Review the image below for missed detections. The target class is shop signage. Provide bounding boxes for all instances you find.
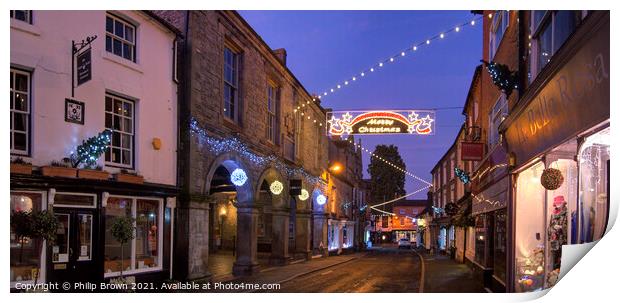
[327,110,435,136]
[503,15,609,167]
[76,47,92,86]
[65,98,85,124]
[461,142,484,161]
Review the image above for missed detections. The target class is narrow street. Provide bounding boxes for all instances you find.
[277,245,421,292]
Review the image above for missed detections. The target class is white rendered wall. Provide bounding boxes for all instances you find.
[10,11,177,186]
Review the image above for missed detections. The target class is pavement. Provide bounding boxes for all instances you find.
[417,249,486,293]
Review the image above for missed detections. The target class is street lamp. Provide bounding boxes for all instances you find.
[329,162,344,174]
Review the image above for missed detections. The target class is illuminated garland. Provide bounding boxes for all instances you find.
[481,60,519,97]
[454,167,471,184]
[189,118,322,186]
[70,129,112,168]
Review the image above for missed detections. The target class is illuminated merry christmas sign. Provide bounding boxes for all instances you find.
[327,110,435,136]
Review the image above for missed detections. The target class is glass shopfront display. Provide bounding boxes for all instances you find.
[515,161,546,292]
[493,209,507,284]
[10,192,44,284]
[578,127,610,243]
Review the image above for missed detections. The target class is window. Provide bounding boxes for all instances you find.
[10,191,44,284]
[10,68,30,155]
[106,14,136,62]
[105,94,134,168]
[489,11,509,60]
[104,196,163,277]
[10,10,32,24]
[488,95,508,147]
[224,47,239,122]
[382,216,388,228]
[531,11,581,74]
[266,84,278,143]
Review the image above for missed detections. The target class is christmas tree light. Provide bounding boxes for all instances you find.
[71,129,112,168]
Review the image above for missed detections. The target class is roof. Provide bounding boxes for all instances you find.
[462,65,483,115]
[143,11,183,36]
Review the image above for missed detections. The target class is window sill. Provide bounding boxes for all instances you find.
[102,52,143,74]
[10,19,41,36]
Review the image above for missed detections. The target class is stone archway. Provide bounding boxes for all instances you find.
[255,167,290,265]
[203,152,259,276]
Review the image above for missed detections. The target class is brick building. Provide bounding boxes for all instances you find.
[154,11,330,280]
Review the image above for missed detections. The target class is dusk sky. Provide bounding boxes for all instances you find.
[239,11,482,198]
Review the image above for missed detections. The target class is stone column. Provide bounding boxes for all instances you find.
[295,210,312,260]
[312,212,328,256]
[186,201,211,280]
[233,205,260,275]
[337,221,345,254]
[269,208,290,265]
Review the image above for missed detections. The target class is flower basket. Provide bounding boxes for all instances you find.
[114,173,144,184]
[10,163,33,175]
[541,168,564,190]
[41,166,77,178]
[78,169,111,180]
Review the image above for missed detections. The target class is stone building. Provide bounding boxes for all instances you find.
[325,137,366,253]
[153,11,330,280]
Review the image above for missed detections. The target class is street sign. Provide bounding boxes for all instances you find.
[76,48,92,86]
[327,110,435,136]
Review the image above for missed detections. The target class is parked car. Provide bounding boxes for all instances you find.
[398,238,412,249]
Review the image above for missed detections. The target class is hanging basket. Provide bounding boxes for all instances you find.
[541,168,564,190]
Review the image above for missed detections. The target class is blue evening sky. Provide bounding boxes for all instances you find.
[239,11,482,199]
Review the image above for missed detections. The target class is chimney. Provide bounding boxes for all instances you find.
[273,48,287,66]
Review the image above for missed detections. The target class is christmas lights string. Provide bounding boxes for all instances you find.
[189,118,324,188]
[369,184,432,209]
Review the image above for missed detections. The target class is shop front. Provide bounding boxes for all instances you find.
[502,12,609,293]
[10,175,177,290]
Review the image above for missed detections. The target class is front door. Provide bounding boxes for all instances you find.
[50,208,98,285]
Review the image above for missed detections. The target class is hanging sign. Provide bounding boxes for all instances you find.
[327,110,435,136]
[461,142,484,161]
[76,47,92,86]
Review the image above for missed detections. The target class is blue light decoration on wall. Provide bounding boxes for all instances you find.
[432,206,444,215]
[189,118,322,187]
[454,167,471,184]
[230,168,248,186]
[316,194,327,206]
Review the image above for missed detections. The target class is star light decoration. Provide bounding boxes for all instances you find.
[190,118,322,186]
[270,180,284,195]
[230,168,248,186]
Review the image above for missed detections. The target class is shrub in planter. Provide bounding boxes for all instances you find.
[10,157,33,175]
[78,165,110,180]
[41,160,77,178]
[114,170,144,184]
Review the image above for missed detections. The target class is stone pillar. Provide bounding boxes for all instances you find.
[295,210,312,260]
[337,221,345,254]
[269,208,290,265]
[233,206,260,275]
[186,201,211,280]
[312,212,328,256]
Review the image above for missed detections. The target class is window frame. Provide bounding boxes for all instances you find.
[223,46,240,123]
[104,195,164,278]
[266,83,278,143]
[105,13,137,63]
[10,10,32,24]
[488,94,508,147]
[10,67,32,156]
[53,192,98,209]
[489,11,509,60]
[105,93,136,169]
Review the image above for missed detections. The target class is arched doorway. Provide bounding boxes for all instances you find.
[255,167,290,265]
[203,153,257,276]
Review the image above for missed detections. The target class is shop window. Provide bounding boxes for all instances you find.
[545,158,577,288]
[494,209,507,284]
[489,11,509,60]
[578,127,610,243]
[10,68,31,155]
[515,161,546,292]
[474,215,486,266]
[104,196,162,277]
[106,13,136,62]
[10,191,44,284]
